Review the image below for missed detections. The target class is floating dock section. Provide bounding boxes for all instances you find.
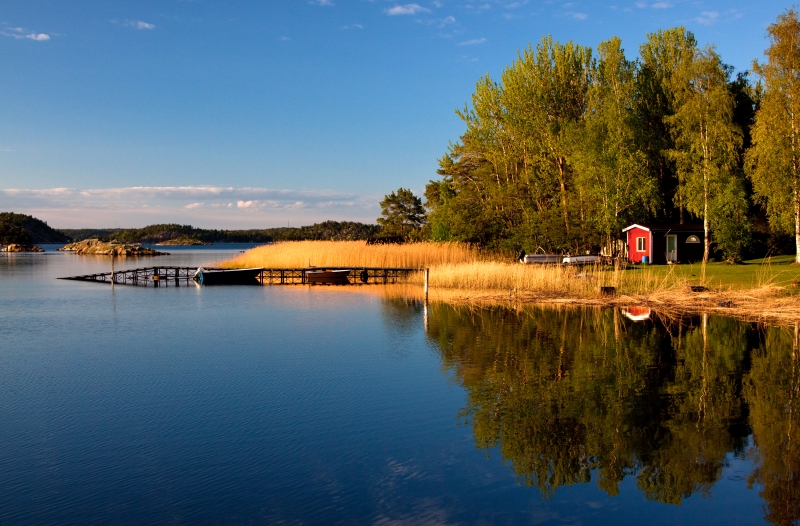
[58,266,419,287]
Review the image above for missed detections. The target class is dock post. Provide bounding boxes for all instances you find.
[424,268,429,303]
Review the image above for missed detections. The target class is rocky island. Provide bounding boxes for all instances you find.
[1,244,45,252]
[58,239,168,256]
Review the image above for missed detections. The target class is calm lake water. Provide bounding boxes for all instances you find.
[1,246,797,524]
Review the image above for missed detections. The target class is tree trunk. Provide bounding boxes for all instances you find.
[796,189,800,264]
[703,192,710,264]
[557,158,570,234]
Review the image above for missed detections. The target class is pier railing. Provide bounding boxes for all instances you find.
[58,266,420,287]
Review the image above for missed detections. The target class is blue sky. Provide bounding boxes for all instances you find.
[0,0,791,228]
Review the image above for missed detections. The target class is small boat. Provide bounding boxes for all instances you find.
[306,269,351,285]
[522,254,562,264]
[193,267,263,285]
[562,255,601,265]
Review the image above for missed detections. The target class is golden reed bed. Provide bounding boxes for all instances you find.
[222,240,484,269]
[222,241,800,325]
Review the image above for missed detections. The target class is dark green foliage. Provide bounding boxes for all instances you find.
[0,223,32,245]
[59,221,381,244]
[377,188,426,239]
[0,213,70,244]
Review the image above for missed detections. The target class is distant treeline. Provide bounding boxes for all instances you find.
[58,221,382,244]
[0,213,70,245]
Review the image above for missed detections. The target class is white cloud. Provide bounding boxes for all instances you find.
[1,25,50,41]
[440,15,456,26]
[432,0,443,6]
[635,1,646,7]
[0,186,380,227]
[568,11,588,19]
[125,20,156,30]
[342,23,364,29]
[651,2,672,8]
[459,37,486,45]
[695,11,720,25]
[386,4,431,15]
[310,0,334,5]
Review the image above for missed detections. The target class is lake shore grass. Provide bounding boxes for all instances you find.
[222,241,800,324]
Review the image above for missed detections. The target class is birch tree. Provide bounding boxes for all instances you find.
[746,9,800,263]
[666,46,742,263]
[569,37,658,256]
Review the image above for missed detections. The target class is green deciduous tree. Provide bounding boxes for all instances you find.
[747,8,800,264]
[638,27,698,223]
[569,37,659,256]
[666,46,742,263]
[377,188,426,238]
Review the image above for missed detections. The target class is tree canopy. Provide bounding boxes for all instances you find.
[377,188,426,238]
[412,17,800,261]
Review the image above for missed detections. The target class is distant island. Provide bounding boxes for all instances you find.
[155,237,211,246]
[57,220,382,245]
[0,214,385,249]
[0,213,70,245]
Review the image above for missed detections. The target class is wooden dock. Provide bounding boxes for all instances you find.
[58,266,420,287]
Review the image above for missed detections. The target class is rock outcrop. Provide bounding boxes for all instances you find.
[1,244,44,252]
[58,239,168,256]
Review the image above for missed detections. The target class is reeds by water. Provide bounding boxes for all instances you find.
[222,241,800,323]
[222,240,485,269]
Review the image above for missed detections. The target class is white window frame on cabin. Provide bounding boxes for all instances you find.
[636,237,646,252]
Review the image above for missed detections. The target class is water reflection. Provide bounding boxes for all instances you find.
[417,303,800,524]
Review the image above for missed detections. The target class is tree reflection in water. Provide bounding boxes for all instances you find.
[410,302,800,525]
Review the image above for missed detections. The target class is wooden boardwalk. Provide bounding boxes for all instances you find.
[58,266,420,287]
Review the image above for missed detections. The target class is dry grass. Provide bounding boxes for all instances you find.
[222,241,800,324]
[222,240,485,269]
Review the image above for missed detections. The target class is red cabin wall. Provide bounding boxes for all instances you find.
[627,228,650,263]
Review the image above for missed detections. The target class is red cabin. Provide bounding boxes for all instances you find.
[622,224,705,264]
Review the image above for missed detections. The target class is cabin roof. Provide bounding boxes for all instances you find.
[622,223,704,233]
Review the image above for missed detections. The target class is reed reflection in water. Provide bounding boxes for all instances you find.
[407,301,800,525]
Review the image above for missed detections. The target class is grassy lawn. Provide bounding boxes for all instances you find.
[626,255,800,290]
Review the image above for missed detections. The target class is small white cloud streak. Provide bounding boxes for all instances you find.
[651,2,671,8]
[126,20,155,30]
[387,4,431,15]
[695,11,720,25]
[310,0,334,5]
[459,37,486,45]
[1,26,50,41]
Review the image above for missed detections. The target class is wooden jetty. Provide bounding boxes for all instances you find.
[58,266,420,287]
